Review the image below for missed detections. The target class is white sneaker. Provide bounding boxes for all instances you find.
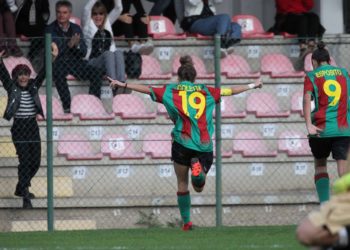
[139,42,154,55]
[220,48,227,58]
[131,42,142,53]
[226,46,235,55]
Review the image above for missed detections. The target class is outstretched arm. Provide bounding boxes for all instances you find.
[108,77,151,94]
[221,78,262,96]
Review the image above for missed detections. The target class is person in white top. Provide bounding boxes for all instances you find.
[83,0,126,94]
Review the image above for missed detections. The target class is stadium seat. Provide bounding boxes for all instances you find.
[304,53,337,72]
[290,91,303,116]
[233,131,277,157]
[69,16,81,27]
[172,55,215,79]
[3,56,37,79]
[142,133,172,158]
[148,16,186,40]
[38,95,73,121]
[213,138,233,158]
[221,54,260,78]
[113,94,157,119]
[246,92,290,118]
[0,96,7,117]
[71,94,114,120]
[139,55,172,80]
[0,137,16,158]
[232,15,274,39]
[57,134,103,160]
[261,53,305,78]
[215,96,246,118]
[278,131,312,156]
[101,134,145,159]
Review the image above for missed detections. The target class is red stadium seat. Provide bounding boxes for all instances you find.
[233,131,277,157]
[246,92,290,118]
[261,53,305,78]
[139,55,172,80]
[148,16,187,40]
[38,95,73,121]
[172,55,215,79]
[142,133,172,158]
[232,15,274,39]
[113,94,157,119]
[221,54,260,78]
[71,94,114,120]
[215,96,246,118]
[290,91,303,116]
[3,56,37,79]
[57,134,103,160]
[304,53,337,72]
[69,16,81,27]
[278,131,312,156]
[101,134,145,159]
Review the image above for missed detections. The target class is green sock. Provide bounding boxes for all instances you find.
[191,172,205,188]
[177,191,191,224]
[315,173,330,203]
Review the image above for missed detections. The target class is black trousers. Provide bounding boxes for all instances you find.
[53,57,104,110]
[11,118,41,190]
[112,14,148,39]
[279,12,325,43]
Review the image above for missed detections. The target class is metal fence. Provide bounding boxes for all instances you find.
[0,34,346,232]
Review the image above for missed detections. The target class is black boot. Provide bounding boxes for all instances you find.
[22,197,33,209]
[15,185,35,199]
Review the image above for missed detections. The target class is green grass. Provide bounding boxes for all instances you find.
[0,226,306,250]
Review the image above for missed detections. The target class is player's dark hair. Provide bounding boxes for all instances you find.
[56,0,73,12]
[177,55,197,83]
[11,64,31,81]
[311,41,330,64]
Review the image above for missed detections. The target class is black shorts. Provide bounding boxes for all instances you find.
[171,141,213,173]
[308,136,350,160]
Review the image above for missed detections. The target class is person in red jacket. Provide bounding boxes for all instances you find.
[269,0,325,58]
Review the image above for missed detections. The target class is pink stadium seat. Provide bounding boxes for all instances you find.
[214,96,246,118]
[101,134,145,159]
[57,134,103,160]
[172,55,215,79]
[246,92,290,118]
[71,94,114,120]
[142,133,172,158]
[69,16,81,27]
[304,53,337,72]
[3,56,37,79]
[232,15,274,39]
[139,55,172,80]
[278,131,312,156]
[213,138,232,158]
[221,54,260,78]
[290,91,303,116]
[261,53,305,78]
[233,131,277,157]
[148,16,187,40]
[280,32,297,39]
[113,94,156,119]
[38,95,73,121]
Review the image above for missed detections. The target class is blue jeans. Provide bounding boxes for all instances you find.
[190,14,232,36]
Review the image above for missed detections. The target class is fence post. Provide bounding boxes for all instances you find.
[45,33,54,232]
[214,34,222,227]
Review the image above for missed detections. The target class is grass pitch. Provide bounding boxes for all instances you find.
[0,226,305,250]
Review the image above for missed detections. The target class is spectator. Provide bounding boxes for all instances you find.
[0,0,22,57]
[14,0,50,69]
[269,0,325,58]
[147,0,184,25]
[110,0,153,54]
[83,0,126,94]
[0,43,58,209]
[181,0,241,58]
[296,173,350,250]
[303,42,350,204]
[46,0,104,113]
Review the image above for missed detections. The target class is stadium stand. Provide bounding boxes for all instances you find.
[142,133,172,158]
[148,16,187,40]
[215,96,246,118]
[101,134,145,159]
[246,92,290,118]
[221,54,261,78]
[261,53,305,78]
[139,55,172,80]
[69,16,81,27]
[113,94,157,119]
[38,95,74,121]
[71,94,114,120]
[232,14,274,39]
[290,91,303,116]
[3,56,37,79]
[172,55,215,79]
[57,133,103,160]
[278,130,312,156]
[304,53,337,72]
[0,137,16,158]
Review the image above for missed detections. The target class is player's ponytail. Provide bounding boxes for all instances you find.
[311,41,330,64]
[177,55,197,83]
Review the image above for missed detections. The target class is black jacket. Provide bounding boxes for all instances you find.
[0,62,45,121]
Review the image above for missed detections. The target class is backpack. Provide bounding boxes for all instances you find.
[123,50,142,79]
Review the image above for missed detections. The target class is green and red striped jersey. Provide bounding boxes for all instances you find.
[150,81,221,152]
[304,64,350,137]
